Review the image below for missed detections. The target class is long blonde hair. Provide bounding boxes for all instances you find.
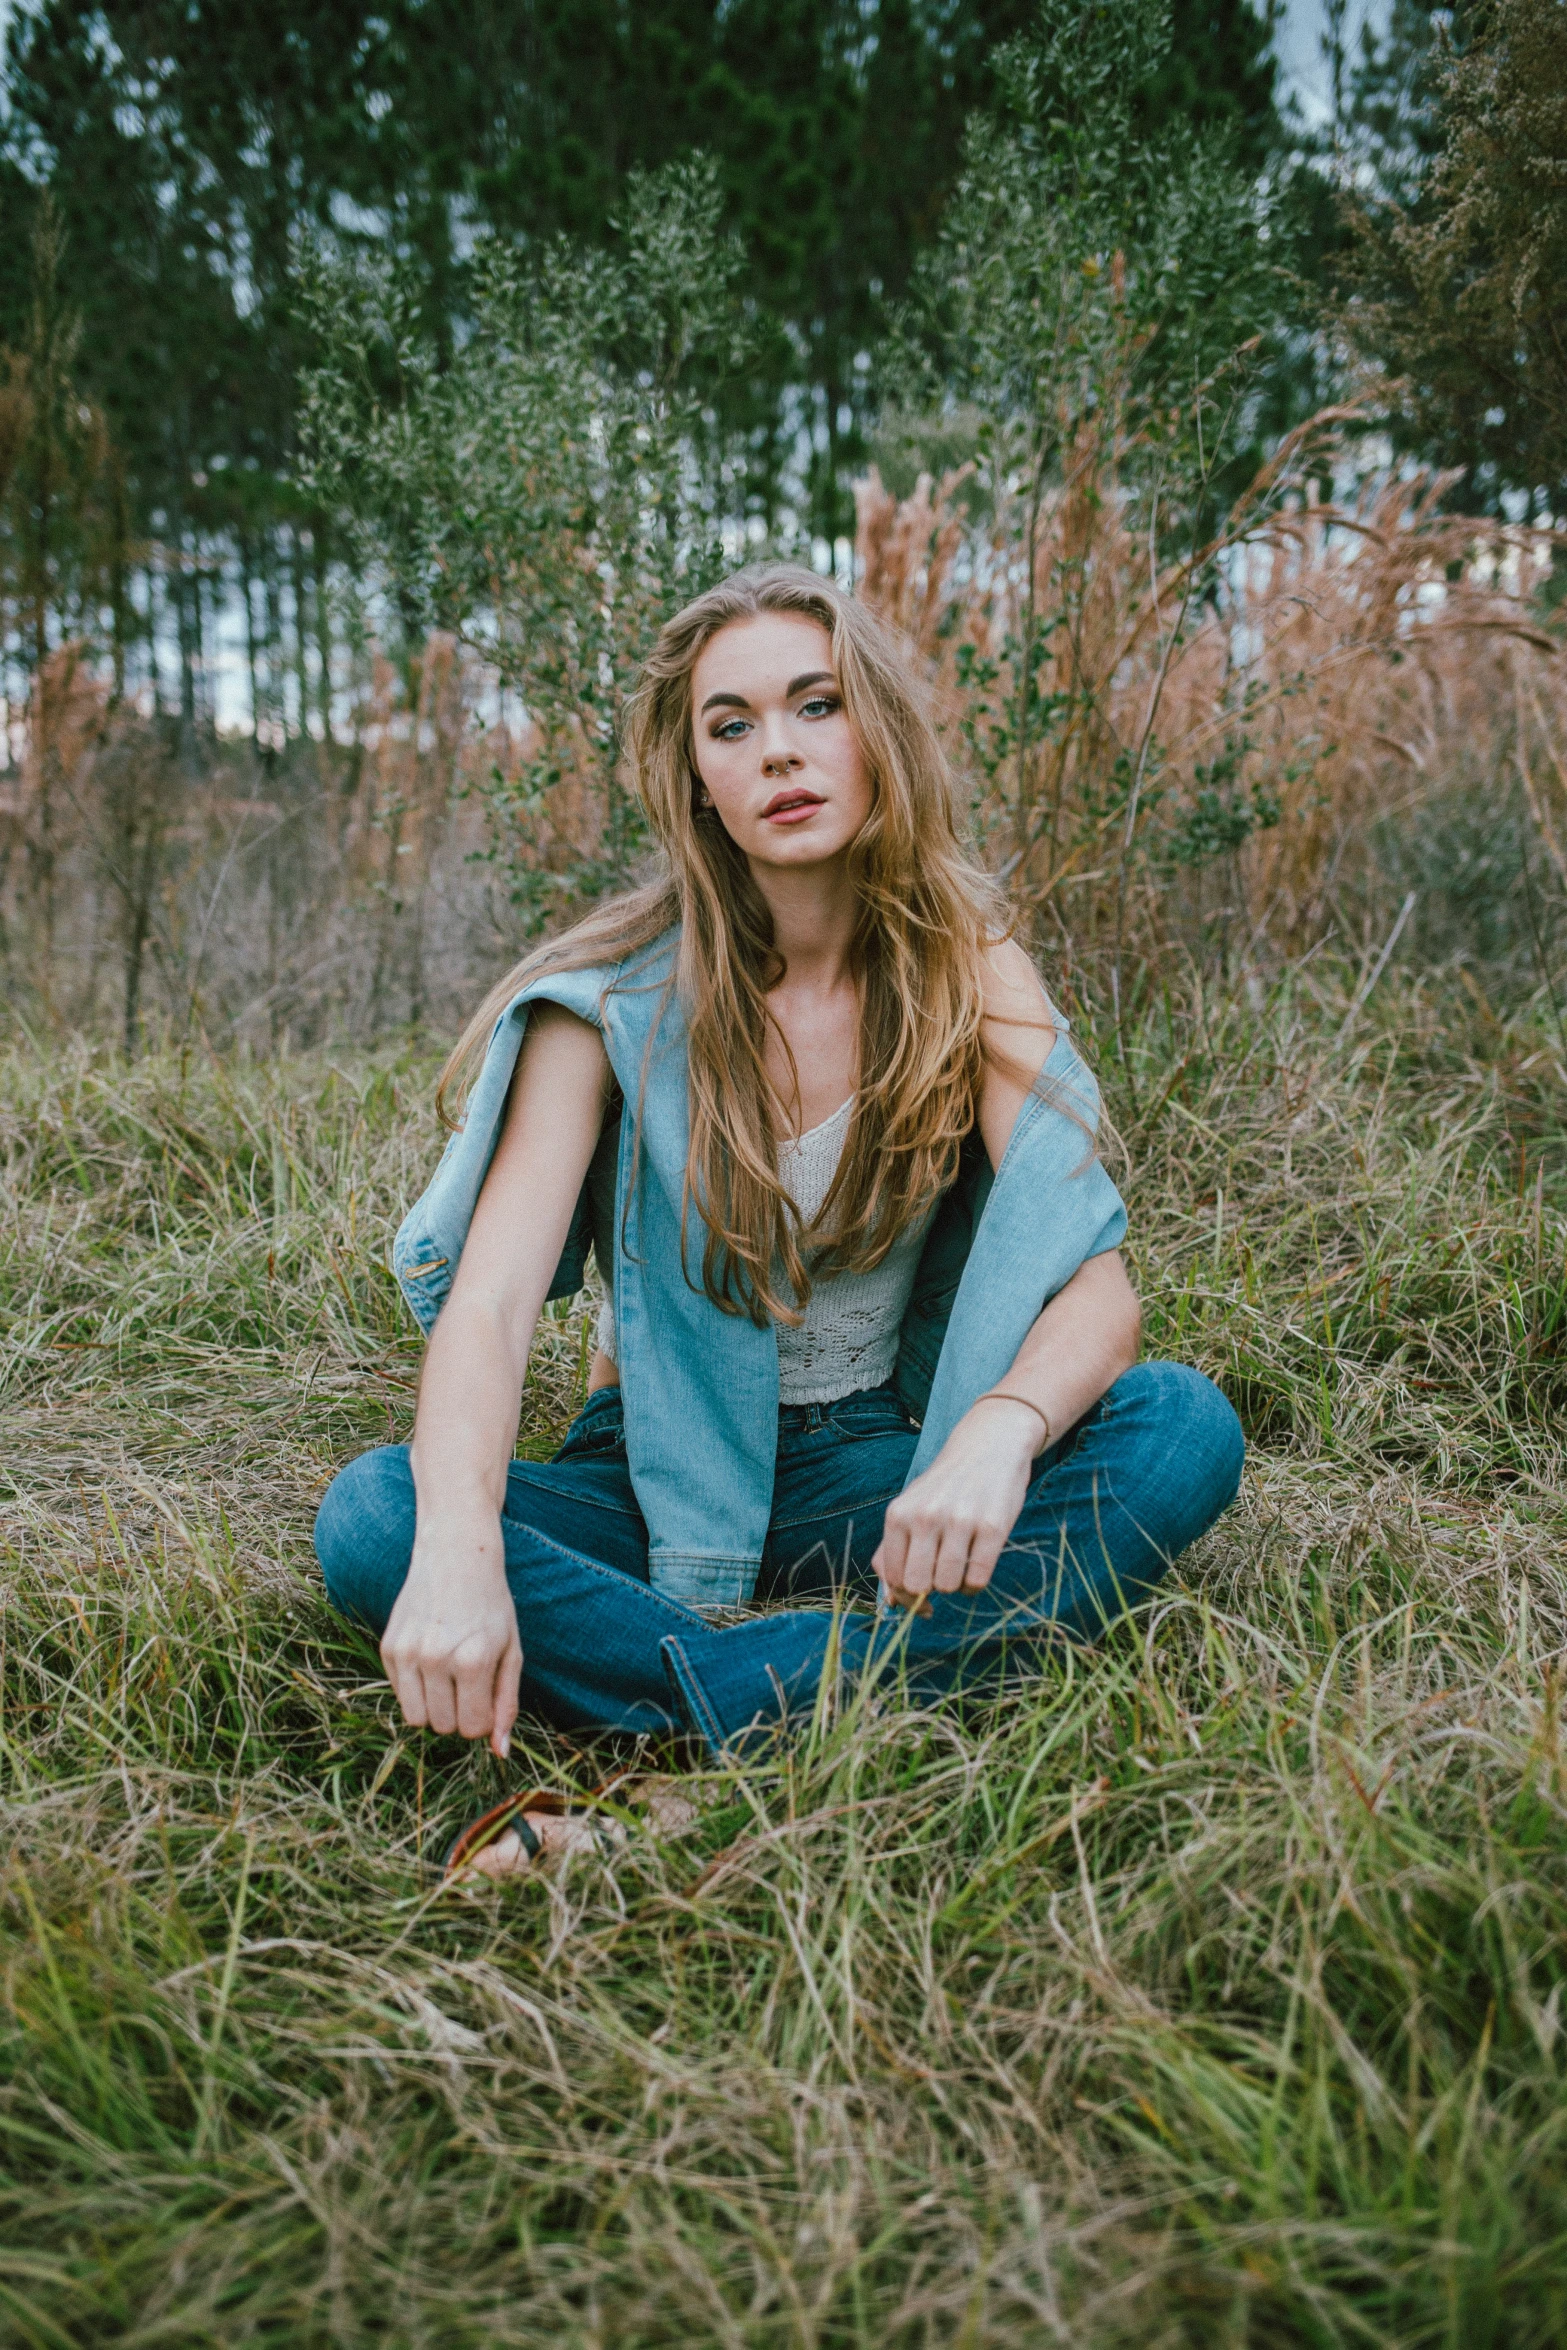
[440,564,1011,1325]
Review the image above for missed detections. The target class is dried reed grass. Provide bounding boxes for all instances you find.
[857,439,1567,989]
[0,637,545,1050]
[3,433,1564,1058]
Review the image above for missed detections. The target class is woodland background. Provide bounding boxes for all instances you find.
[3,0,1563,1049]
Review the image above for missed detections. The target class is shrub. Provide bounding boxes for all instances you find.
[299,156,752,928]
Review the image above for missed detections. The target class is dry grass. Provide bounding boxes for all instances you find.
[0,637,545,1052]
[857,445,1567,988]
[7,429,1567,1065]
[2,956,1566,2345]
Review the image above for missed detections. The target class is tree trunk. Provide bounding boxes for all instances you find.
[108,458,130,704]
[175,513,198,755]
[240,529,262,747]
[263,532,286,747]
[292,526,312,736]
[313,518,333,740]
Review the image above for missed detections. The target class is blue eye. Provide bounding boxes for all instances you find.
[800,695,840,719]
[714,717,750,740]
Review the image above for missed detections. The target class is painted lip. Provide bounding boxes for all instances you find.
[761,788,825,823]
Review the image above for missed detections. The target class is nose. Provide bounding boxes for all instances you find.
[759,716,802,776]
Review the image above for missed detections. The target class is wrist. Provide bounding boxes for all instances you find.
[408,1512,506,1581]
[967,1391,1050,1459]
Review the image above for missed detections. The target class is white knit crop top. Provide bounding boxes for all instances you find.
[594,1096,935,1405]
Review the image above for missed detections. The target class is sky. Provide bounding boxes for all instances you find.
[1274,0,1392,125]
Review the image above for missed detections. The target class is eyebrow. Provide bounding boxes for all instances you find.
[699,670,836,716]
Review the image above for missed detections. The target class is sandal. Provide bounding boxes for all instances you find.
[438,1771,702,1888]
[439,1782,622,1886]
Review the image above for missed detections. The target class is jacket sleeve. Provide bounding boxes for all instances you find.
[904,1031,1127,1478]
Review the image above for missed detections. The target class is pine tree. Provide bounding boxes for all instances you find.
[1339,0,1567,515]
[1,2,1288,607]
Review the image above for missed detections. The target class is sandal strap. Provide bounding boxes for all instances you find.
[440,1772,638,1882]
[442,1794,543,1880]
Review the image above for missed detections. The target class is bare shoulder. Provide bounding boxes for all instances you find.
[521,996,608,1049]
[459,998,614,1304]
[499,998,612,1145]
[980,938,1057,1055]
[976,939,1058,1171]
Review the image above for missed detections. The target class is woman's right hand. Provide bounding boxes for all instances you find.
[387,1001,611,1763]
[379,1517,522,1760]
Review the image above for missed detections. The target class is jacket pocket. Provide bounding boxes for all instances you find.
[393,1235,453,1331]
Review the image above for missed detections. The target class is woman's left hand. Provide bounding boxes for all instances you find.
[872,1399,1040,1608]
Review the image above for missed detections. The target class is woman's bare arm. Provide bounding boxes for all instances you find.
[381,1004,612,1756]
[873,1250,1141,1605]
[875,941,1141,1606]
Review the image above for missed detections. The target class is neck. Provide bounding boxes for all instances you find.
[748,856,858,994]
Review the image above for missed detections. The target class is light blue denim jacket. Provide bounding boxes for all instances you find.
[393,930,1127,1607]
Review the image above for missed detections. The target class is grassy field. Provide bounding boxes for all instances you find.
[2,961,1566,2347]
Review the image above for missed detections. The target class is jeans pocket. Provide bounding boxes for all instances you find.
[823,1383,916,1442]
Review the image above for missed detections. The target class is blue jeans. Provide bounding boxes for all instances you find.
[314,1364,1243,1761]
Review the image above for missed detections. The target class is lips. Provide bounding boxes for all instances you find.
[762,788,825,821]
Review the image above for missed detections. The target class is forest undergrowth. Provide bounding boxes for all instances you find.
[2,954,1566,2347]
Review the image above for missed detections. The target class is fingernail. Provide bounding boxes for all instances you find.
[497,1733,510,1759]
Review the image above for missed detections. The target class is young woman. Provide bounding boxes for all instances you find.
[315,566,1244,1877]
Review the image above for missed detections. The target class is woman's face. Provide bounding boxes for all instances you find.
[689,612,873,874]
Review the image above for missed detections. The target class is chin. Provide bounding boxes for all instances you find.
[755,816,857,855]
[755,837,851,868]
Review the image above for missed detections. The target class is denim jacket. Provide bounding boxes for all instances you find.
[393,930,1127,1607]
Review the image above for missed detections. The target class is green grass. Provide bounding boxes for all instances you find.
[2,964,1566,2347]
